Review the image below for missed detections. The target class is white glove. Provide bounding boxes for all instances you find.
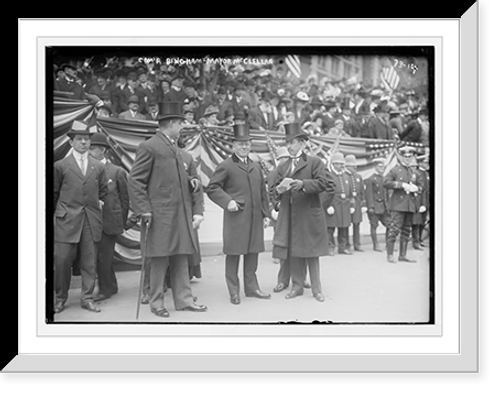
[402,182,410,192]
[350,207,355,214]
[361,206,368,213]
[264,217,271,228]
[326,206,335,215]
[419,206,427,213]
[271,209,279,221]
[408,183,419,193]
[227,200,239,212]
[192,214,204,230]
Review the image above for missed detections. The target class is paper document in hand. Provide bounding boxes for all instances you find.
[278,177,295,191]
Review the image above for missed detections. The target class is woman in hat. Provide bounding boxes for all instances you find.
[53,120,108,314]
[206,124,272,305]
[199,105,221,127]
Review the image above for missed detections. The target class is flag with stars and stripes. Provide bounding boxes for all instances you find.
[285,54,302,79]
[380,65,400,91]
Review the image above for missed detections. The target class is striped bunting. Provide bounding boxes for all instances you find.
[285,55,302,79]
[380,65,400,91]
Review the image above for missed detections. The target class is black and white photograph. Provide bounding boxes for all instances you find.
[46,45,434,325]
[12,12,489,381]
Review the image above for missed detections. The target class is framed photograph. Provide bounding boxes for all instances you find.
[11,12,478,373]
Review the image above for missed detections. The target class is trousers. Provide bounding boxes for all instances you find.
[225,253,260,296]
[55,215,97,305]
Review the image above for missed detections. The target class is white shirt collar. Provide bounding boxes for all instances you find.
[72,150,88,161]
[235,154,248,164]
[100,158,107,165]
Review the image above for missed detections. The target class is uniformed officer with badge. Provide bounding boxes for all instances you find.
[383,146,427,263]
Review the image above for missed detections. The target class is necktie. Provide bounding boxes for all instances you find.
[290,157,299,174]
[79,157,86,176]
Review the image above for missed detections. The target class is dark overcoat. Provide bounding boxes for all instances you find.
[345,170,366,224]
[54,154,107,243]
[270,153,334,259]
[102,161,129,236]
[321,169,353,228]
[364,173,388,215]
[127,131,199,257]
[206,154,270,255]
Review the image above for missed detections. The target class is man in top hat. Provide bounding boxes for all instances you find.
[118,95,146,120]
[344,155,367,252]
[383,145,426,263]
[128,102,207,317]
[400,107,428,143]
[88,133,130,302]
[364,158,391,252]
[366,105,393,140]
[206,124,272,305]
[322,151,354,255]
[53,120,108,314]
[270,123,334,302]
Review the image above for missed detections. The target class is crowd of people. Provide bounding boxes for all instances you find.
[53,57,430,146]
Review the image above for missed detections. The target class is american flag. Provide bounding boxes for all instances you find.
[285,54,302,79]
[380,65,400,91]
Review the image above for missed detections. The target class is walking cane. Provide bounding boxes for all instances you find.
[136,220,149,320]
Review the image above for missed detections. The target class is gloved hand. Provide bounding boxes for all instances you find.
[419,206,427,213]
[263,217,271,228]
[326,206,335,215]
[350,207,355,214]
[407,183,419,193]
[271,209,279,221]
[361,206,368,213]
[227,200,240,212]
[192,214,204,230]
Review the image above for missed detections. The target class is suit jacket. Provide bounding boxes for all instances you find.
[128,131,199,257]
[364,173,388,215]
[206,154,270,255]
[383,164,422,213]
[145,112,160,121]
[270,153,334,259]
[400,118,423,143]
[53,154,107,243]
[102,160,130,235]
[54,77,86,100]
[367,115,393,140]
[248,107,275,130]
[118,110,146,120]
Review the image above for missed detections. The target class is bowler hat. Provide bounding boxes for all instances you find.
[158,101,185,121]
[232,123,252,142]
[67,120,92,138]
[127,95,139,104]
[90,132,110,148]
[330,152,345,164]
[284,123,309,142]
[345,154,357,167]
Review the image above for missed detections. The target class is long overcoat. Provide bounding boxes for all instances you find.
[270,153,334,259]
[364,173,388,215]
[321,169,353,229]
[53,154,107,243]
[383,164,422,213]
[206,154,270,256]
[127,131,199,257]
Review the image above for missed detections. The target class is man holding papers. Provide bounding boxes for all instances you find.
[270,123,335,302]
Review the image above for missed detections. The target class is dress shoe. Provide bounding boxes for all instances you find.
[354,246,364,252]
[328,246,336,256]
[81,301,101,313]
[141,294,150,305]
[387,255,397,264]
[151,308,170,318]
[398,256,417,263]
[285,289,304,299]
[313,293,325,302]
[246,290,271,299]
[273,258,280,264]
[373,245,383,252]
[303,281,311,289]
[339,249,353,255]
[177,303,208,312]
[230,295,241,305]
[54,302,65,314]
[94,293,112,302]
[273,283,288,293]
[413,243,423,250]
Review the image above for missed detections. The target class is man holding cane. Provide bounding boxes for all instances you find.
[128,101,207,318]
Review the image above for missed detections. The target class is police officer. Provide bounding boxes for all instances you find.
[383,146,426,263]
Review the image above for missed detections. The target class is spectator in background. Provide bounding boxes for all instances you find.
[366,105,393,140]
[293,92,311,125]
[248,94,275,131]
[54,63,87,101]
[182,109,196,126]
[158,80,170,103]
[95,102,113,118]
[212,86,234,125]
[111,69,128,115]
[241,79,259,109]
[400,107,428,143]
[321,102,339,133]
[325,119,350,139]
[164,76,188,104]
[388,108,405,137]
[199,105,221,127]
[231,83,251,119]
[145,98,160,121]
[87,70,113,106]
[118,95,146,120]
[140,74,160,112]
[336,97,356,137]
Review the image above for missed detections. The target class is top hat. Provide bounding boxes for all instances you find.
[232,124,252,142]
[330,152,345,164]
[284,123,309,142]
[344,154,357,167]
[276,146,290,160]
[67,120,92,138]
[90,132,110,148]
[158,101,185,121]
